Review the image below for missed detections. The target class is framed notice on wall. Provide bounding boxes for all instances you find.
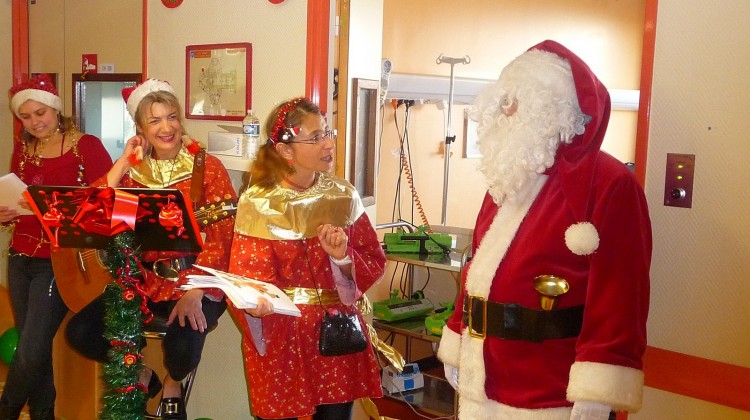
[185,42,252,121]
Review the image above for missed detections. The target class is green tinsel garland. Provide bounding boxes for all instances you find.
[100,231,149,419]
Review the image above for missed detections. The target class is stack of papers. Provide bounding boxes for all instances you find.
[183,264,301,317]
[0,173,32,215]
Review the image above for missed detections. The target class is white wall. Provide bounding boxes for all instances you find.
[147,0,307,153]
[345,0,384,225]
[635,0,750,418]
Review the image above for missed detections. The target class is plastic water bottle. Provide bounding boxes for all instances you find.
[241,109,260,159]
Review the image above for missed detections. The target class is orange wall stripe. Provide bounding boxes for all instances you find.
[306,0,330,113]
[634,0,658,188]
[644,346,750,411]
[142,0,148,77]
[11,0,29,83]
[11,0,29,135]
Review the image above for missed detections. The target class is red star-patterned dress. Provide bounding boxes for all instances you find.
[93,152,236,302]
[228,174,385,419]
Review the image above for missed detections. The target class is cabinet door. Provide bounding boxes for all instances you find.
[53,314,103,420]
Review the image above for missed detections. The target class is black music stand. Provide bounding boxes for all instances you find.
[24,185,204,415]
[24,185,203,252]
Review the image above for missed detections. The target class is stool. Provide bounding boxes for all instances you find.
[142,313,202,418]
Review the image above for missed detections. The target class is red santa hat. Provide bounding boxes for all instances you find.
[529,40,611,256]
[122,79,175,120]
[9,74,62,118]
[121,79,200,164]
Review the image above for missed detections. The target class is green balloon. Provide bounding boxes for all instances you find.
[0,327,19,365]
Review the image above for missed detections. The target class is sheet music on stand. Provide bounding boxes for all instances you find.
[23,185,204,252]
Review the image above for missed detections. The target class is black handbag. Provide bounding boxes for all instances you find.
[302,241,367,356]
[318,310,367,356]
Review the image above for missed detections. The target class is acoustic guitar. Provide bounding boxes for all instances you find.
[51,198,238,312]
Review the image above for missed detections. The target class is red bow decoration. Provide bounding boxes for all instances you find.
[72,187,145,236]
[159,201,185,236]
[115,247,154,324]
[41,193,65,251]
[42,207,64,227]
[115,384,145,394]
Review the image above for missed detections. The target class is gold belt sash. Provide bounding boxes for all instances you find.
[284,287,341,305]
[283,288,406,382]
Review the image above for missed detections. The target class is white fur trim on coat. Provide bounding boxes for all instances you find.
[451,176,548,416]
[459,397,572,420]
[458,329,489,402]
[567,361,644,412]
[437,326,461,367]
[465,175,547,298]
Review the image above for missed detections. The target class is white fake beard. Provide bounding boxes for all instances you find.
[477,116,559,204]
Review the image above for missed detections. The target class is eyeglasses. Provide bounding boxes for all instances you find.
[290,129,337,145]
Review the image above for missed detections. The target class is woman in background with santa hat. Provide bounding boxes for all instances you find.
[65,79,236,420]
[0,74,113,419]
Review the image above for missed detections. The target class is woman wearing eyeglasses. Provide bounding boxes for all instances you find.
[227,98,386,420]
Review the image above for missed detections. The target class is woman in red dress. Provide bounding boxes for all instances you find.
[65,79,236,420]
[229,98,385,420]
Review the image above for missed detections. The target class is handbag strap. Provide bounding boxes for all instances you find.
[301,240,326,311]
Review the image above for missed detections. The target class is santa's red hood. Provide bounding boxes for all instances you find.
[531,40,611,223]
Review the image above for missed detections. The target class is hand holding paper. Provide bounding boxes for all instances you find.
[183,264,301,317]
[0,174,33,216]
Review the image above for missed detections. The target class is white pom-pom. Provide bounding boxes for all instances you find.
[565,222,599,256]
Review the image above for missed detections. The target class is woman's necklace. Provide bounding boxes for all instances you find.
[31,129,61,166]
[155,157,177,188]
[283,175,316,191]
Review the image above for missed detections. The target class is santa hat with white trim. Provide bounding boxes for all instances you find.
[9,74,62,118]
[121,79,175,120]
[528,40,612,256]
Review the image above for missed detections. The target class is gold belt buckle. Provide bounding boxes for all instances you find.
[163,401,180,414]
[152,258,180,281]
[468,295,487,339]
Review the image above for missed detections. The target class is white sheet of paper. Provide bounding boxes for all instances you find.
[0,173,32,215]
[185,264,301,317]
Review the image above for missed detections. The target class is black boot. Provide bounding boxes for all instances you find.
[0,403,23,420]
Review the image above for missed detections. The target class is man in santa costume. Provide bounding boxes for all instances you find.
[438,40,652,420]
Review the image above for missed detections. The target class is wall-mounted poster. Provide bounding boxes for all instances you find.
[185,43,252,121]
[82,54,98,74]
[463,109,481,159]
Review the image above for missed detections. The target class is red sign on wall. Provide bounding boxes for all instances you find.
[161,0,184,8]
[82,54,97,73]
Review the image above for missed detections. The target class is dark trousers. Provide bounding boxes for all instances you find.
[66,292,226,381]
[0,251,69,418]
[255,401,354,420]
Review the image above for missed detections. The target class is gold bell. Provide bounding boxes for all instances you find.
[533,275,570,311]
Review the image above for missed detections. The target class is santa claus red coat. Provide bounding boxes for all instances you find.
[438,40,652,419]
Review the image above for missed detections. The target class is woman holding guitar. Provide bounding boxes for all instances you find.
[0,74,113,420]
[65,79,237,420]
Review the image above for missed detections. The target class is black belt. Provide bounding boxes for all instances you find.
[463,295,584,342]
[142,255,198,280]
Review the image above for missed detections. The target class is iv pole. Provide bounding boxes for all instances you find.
[436,54,470,225]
